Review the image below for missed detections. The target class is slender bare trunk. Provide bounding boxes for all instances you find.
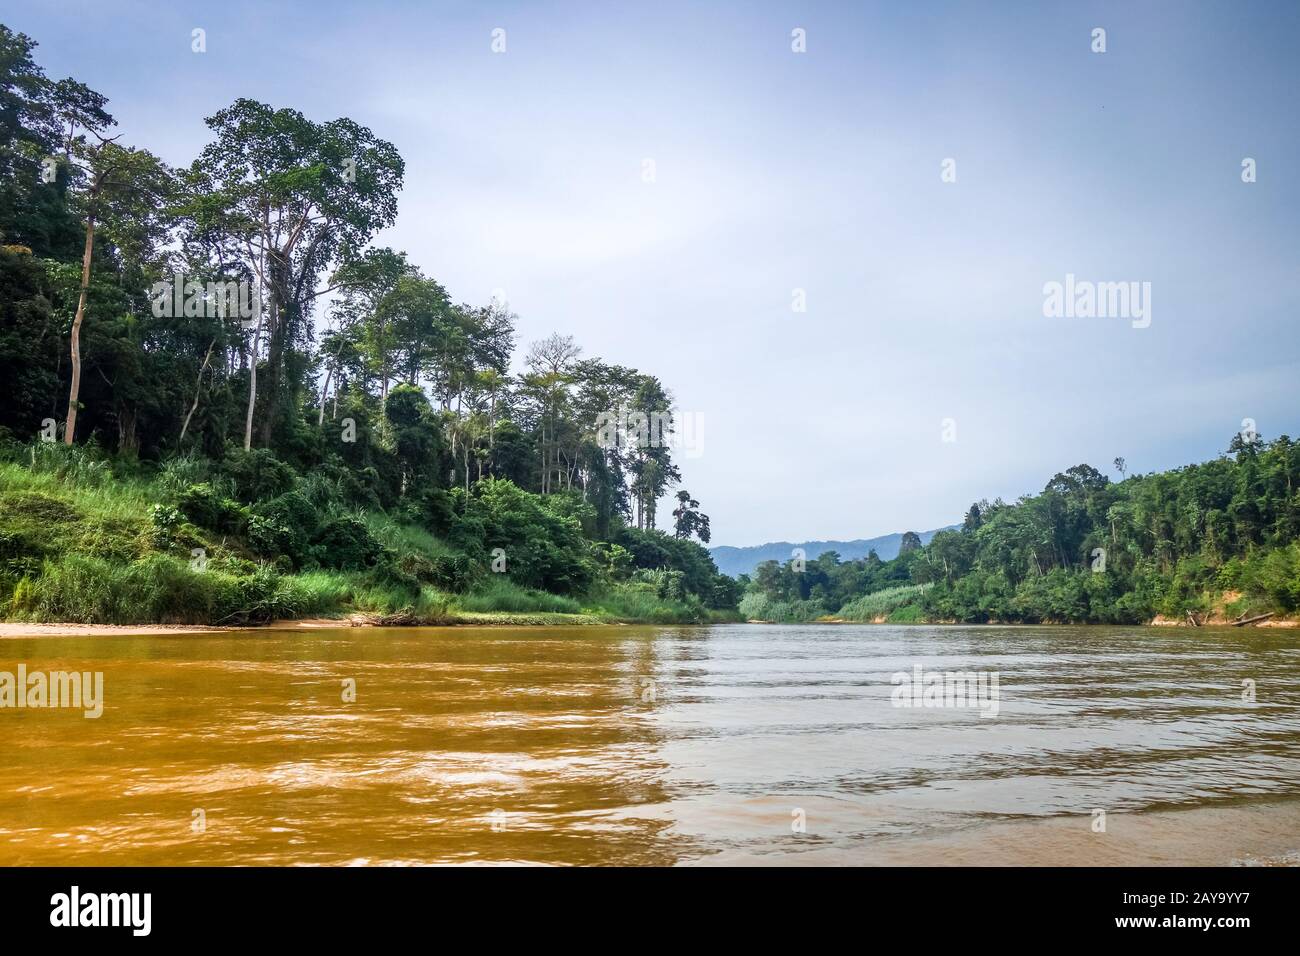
[63,211,97,445]
[244,241,267,451]
[243,320,260,451]
[317,365,333,426]
[179,338,216,446]
[541,420,549,493]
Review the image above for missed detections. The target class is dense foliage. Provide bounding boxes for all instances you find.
[0,23,734,625]
[742,439,1300,625]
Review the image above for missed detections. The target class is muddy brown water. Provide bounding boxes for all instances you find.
[2,623,1298,865]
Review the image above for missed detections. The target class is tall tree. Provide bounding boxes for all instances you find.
[524,333,582,494]
[187,99,403,448]
[672,489,711,543]
[61,132,173,445]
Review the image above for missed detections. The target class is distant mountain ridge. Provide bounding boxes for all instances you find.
[709,528,954,578]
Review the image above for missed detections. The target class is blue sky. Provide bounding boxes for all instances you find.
[9,1,1299,545]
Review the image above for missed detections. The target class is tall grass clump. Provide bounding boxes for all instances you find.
[6,554,329,625]
[838,583,932,622]
[588,583,705,624]
[455,578,583,614]
[282,569,356,614]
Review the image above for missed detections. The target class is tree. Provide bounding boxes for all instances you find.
[0,26,83,258]
[0,23,738,618]
[523,333,582,494]
[318,247,409,424]
[187,99,404,448]
[384,383,444,494]
[625,374,679,529]
[671,489,711,543]
[61,136,174,445]
[898,531,923,555]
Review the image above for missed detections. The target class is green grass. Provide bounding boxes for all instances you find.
[885,602,926,623]
[837,584,932,622]
[0,460,154,562]
[363,512,457,559]
[737,590,825,622]
[581,583,709,624]
[7,553,305,625]
[282,569,356,611]
[453,578,584,614]
[0,455,718,628]
[451,610,608,626]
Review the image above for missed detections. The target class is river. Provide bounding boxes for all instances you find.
[2,623,1298,865]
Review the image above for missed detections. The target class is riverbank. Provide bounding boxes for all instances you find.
[748,587,1300,627]
[0,608,740,637]
[749,615,1299,627]
[10,608,1289,638]
[0,455,739,631]
[0,616,629,638]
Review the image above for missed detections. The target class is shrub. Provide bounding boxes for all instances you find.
[312,515,382,570]
[149,504,185,549]
[248,491,319,566]
[1251,544,1300,612]
[429,553,473,592]
[739,590,772,620]
[4,553,256,625]
[25,442,112,486]
[156,455,213,495]
[176,482,247,533]
[220,448,297,503]
[590,582,706,624]
[460,479,597,593]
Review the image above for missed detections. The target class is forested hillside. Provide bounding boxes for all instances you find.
[741,439,1300,625]
[0,23,738,625]
[709,528,949,578]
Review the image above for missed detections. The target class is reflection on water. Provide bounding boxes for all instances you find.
[2,624,1299,865]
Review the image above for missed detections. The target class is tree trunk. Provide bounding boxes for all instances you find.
[63,211,97,445]
[317,364,333,426]
[258,244,290,448]
[245,242,272,451]
[116,402,138,454]
[258,294,284,446]
[180,339,216,446]
[243,316,262,451]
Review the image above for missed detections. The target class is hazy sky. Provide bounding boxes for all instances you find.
[9,1,1299,545]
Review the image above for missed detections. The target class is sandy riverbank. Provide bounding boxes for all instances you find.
[0,621,237,637]
[0,617,424,637]
[5,614,1294,637]
[0,612,627,637]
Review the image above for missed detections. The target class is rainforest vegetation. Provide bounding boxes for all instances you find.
[740,440,1300,625]
[0,23,738,625]
[3,23,1297,630]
